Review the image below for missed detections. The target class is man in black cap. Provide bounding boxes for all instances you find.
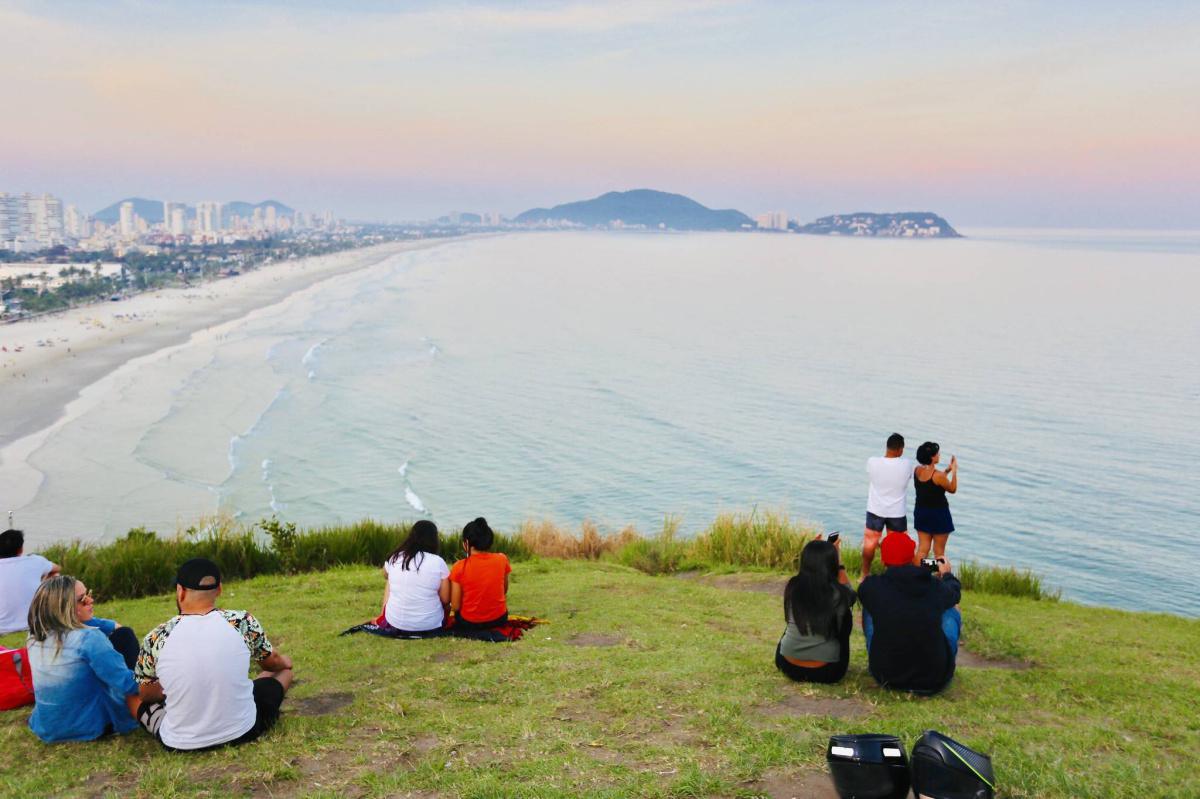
[134,558,294,750]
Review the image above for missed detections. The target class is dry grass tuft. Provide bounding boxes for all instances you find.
[516,519,638,560]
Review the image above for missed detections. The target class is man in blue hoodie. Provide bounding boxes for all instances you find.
[858,532,962,694]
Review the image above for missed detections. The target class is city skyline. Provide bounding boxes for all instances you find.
[2,1,1198,228]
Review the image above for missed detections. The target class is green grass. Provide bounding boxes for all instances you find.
[38,513,1053,603]
[2,559,1195,798]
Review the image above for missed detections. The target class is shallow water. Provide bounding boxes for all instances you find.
[11,231,1200,615]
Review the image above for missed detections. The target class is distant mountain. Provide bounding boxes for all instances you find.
[93,198,175,224]
[92,198,293,224]
[515,189,752,231]
[795,212,961,238]
[224,200,294,219]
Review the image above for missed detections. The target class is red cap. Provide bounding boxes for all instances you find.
[881,533,916,567]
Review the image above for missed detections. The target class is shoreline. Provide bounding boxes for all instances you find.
[0,237,481,450]
[0,236,489,534]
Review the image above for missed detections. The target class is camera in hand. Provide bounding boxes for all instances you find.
[921,557,940,572]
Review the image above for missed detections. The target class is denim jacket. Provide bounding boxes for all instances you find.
[26,626,138,742]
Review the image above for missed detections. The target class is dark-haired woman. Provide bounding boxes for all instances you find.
[775,538,856,684]
[914,442,957,564]
[380,520,451,633]
[449,517,511,630]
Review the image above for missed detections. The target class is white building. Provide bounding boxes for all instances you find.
[264,204,277,232]
[756,211,789,231]
[170,207,186,235]
[119,201,136,237]
[0,193,21,248]
[197,201,223,233]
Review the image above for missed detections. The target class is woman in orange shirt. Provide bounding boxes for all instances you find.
[449,518,512,630]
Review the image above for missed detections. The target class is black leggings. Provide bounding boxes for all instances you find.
[109,626,139,670]
[454,612,508,631]
[774,611,852,685]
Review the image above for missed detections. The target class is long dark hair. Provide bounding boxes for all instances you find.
[783,540,848,639]
[386,520,440,570]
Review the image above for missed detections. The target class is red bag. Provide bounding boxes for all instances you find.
[0,646,35,710]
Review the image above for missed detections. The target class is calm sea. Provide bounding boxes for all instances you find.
[16,231,1200,615]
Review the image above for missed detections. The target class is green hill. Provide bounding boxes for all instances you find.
[515,189,753,231]
[1,520,1195,797]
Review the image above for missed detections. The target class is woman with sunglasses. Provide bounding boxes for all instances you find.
[24,576,140,742]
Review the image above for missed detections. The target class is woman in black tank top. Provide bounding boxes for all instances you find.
[913,441,958,562]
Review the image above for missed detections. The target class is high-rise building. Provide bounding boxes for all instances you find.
[0,193,20,247]
[197,201,223,233]
[65,204,82,237]
[162,201,173,230]
[119,201,136,237]
[24,194,65,247]
[756,211,789,231]
[170,207,186,235]
[264,204,277,232]
[252,206,264,231]
[293,211,306,230]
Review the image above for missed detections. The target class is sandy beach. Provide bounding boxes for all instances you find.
[0,239,462,448]
[0,237,480,541]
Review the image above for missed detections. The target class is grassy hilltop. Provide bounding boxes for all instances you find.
[1,515,1197,798]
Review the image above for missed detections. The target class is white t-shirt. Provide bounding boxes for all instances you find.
[867,456,915,519]
[135,609,272,750]
[384,552,450,632]
[0,554,54,634]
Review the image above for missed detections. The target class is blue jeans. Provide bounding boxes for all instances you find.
[863,607,961,654]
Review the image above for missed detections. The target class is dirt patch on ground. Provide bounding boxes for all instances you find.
[567,633,623,647]
[957,646,1032,670]
[744,768,839,799]
[677,572,788,595]
[69,771,139,799]
[290,691,355,717]
[257,724,438,798]
[754,693,870,722]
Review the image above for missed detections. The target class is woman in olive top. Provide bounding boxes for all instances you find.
[775,537,856,684]
[913,442,958,563]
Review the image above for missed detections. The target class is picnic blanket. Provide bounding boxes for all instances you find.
[341,611,546,642]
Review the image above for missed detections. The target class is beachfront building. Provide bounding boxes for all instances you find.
[0,192,66,250]
[755,211,789,231]
[119,202,136,238]
[197,201,223,233]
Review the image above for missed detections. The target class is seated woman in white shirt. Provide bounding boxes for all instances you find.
[380,521,451,633]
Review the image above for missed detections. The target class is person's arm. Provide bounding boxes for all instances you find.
[36,555,60,580]
[933,457,958,493]
[450,581,463,613]
[138,680,165,703]
[438,577,451,606]
[259,651,293,672]
[81,629,139,716]
[936,558,962,606]
[504,573,510,595]
[381,569,391,614]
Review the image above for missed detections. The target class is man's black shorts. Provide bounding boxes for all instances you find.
[139,676,285,750]
[865,511,907,533]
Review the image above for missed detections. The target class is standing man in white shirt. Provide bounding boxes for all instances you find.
[0,529,61,635]
[861,433,916,582]
[135,558,294,751]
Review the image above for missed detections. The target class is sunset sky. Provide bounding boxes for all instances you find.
[2,0,1197,226]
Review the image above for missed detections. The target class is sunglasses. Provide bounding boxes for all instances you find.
[75,590,94,604]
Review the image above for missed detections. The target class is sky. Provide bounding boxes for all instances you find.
[1,0,1198,227]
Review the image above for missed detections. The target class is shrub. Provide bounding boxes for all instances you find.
[690,509,818,570]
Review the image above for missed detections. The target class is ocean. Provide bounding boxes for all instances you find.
[9,230,1200,615]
